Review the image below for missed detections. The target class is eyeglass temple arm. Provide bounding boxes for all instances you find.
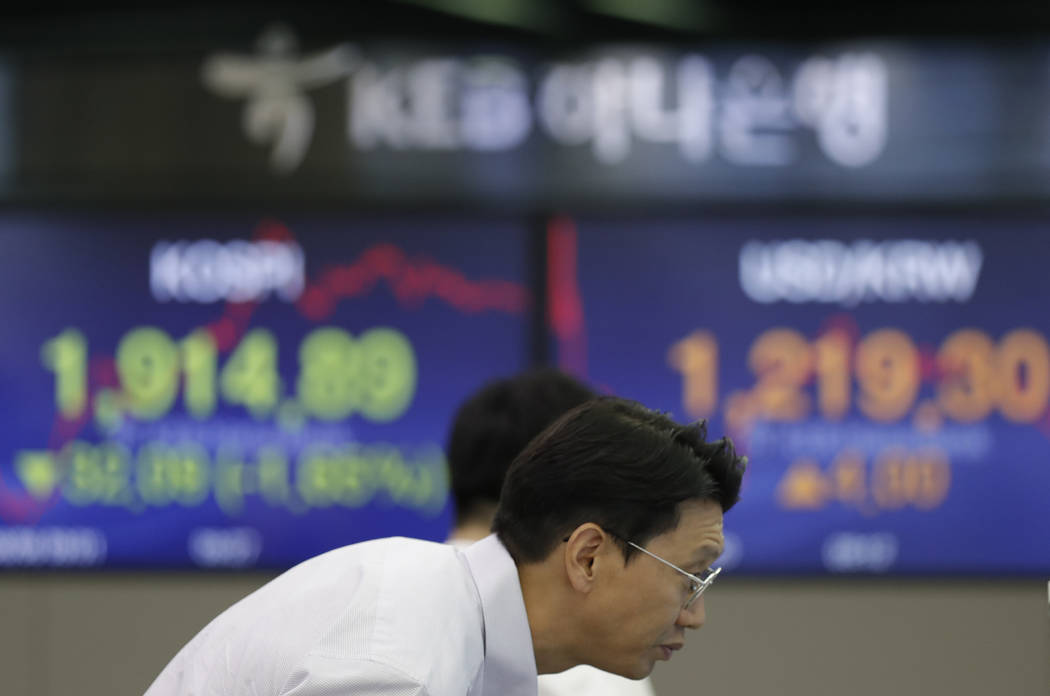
[626,541,705,582]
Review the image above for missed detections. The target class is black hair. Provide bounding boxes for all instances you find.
[492,396,746,564]
[446,367,596,525]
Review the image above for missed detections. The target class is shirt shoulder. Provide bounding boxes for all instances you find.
[146,538,482,696]
[307,538,485,696]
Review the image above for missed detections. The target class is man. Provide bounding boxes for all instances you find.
[145,396,746,696]
[445,368,596,546]
[445,368,656,696]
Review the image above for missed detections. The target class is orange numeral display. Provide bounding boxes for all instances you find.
[777,449,950,513]
[671,326,1050,427]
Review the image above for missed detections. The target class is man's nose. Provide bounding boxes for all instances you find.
[677,595,706,629]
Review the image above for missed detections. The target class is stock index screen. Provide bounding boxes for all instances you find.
[0,214,531,569]
[562,215,1050,575]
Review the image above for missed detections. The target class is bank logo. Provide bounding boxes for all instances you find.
[202,24,357,173]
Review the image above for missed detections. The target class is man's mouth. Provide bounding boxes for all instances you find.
[658,643,684,660]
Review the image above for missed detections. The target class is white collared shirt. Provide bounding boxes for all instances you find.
[144,535,538,696]
[447,537,656,696]
[538,667,656,696]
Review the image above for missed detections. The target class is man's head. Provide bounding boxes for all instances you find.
[492,397,746,678]
[446,367,595,528]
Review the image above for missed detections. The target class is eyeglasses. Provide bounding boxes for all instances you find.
[624,541,721,611]
[563,532,722,610]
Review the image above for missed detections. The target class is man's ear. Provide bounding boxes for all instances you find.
[563,524,609,594]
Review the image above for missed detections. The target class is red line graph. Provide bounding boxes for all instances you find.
[547,216,588,379]
[298,243,529,323]
[206,219,530,351]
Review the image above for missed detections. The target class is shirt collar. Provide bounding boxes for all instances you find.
[462,534,538,696]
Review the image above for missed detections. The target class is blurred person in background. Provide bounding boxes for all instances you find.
[445,367,657,695]
[145,396,745,696]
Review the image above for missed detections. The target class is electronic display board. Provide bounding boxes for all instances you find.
[0,214,531,568]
